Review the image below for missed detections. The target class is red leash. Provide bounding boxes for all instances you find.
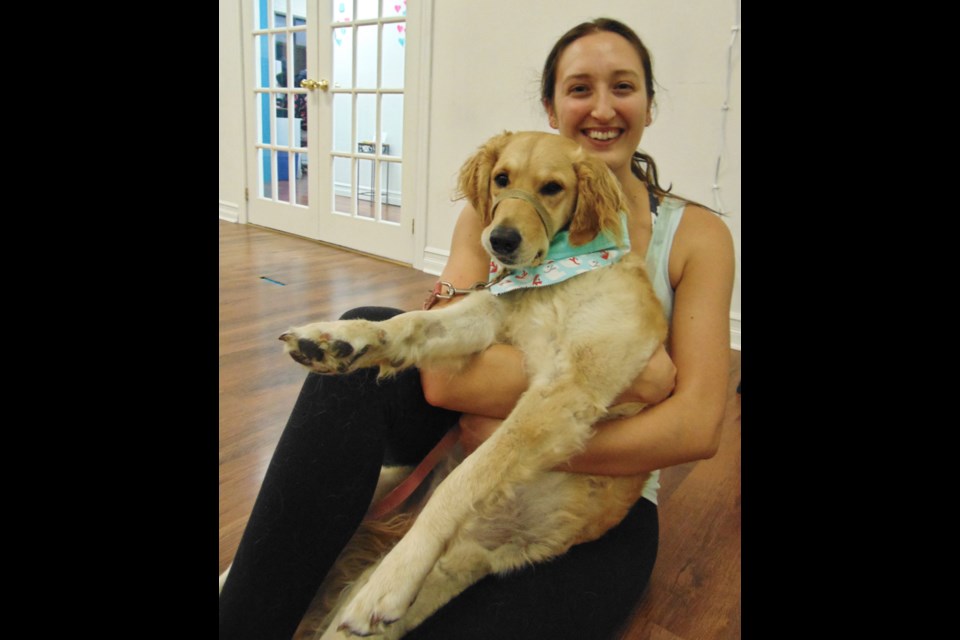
[365,425,461,520]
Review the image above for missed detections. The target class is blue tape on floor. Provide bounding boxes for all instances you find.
[260,276,286,286]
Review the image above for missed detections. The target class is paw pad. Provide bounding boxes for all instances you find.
[330,340,355,358]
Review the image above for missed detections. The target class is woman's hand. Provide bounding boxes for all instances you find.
[613,344,677,406]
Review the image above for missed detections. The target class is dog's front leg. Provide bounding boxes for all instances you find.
[280,292,501,376]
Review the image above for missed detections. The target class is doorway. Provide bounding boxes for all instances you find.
[243,0,419,264]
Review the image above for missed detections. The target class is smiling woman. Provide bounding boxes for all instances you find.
[542,20,657,187]
[221,14,738,640]
[418,17,736,637]
[241,0,415,262]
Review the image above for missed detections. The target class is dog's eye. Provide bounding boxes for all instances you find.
[494,173,509,188]
[540,182,563,196]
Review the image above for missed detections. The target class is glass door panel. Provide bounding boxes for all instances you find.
[381,24,405,88]
[329,0,405,227]
[246,0,414,262]
[356,0,378,20]
[253,0,309,209]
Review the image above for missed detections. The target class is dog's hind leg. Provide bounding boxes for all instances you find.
[335,370,617,636]
[390,546,493,637]
[280,291,502,376]
[320,536,495,640]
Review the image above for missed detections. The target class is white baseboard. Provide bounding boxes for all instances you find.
[421,246,450,276]
[219,200,240,223]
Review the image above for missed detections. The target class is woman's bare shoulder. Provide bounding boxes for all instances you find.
[669,202,735,287]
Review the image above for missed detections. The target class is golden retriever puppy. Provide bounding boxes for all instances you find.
[280,131,667,639]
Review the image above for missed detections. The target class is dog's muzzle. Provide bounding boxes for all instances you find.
[491,189,554,239]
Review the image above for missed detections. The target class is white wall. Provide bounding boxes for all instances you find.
[218,0,741,347]
[422,0,741,345]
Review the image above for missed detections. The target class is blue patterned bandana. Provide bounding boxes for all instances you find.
[487,212,630,295]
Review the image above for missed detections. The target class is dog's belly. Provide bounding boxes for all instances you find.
[435,464,648,573]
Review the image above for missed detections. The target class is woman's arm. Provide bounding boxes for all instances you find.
[457,205,735,475]
[613,344,677,406]
[427,203,735,476]
[558,205,736,475]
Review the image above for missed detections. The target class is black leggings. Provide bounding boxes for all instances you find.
[219,307,658,640]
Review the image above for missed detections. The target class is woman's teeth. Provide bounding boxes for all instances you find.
[586,130,620,141]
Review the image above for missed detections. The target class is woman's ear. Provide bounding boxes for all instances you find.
[456,131,514,224]
[544,100,559,130]
[569,154,627,247]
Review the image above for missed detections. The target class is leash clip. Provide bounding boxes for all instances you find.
[423,280,489,310]
[434,280,488,300]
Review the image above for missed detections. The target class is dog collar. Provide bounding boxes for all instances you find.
[491,189,555,239]
[487,212,630,295]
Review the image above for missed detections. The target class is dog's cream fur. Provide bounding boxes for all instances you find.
[265,131,668,638]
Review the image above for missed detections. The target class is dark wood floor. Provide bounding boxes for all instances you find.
[218,219,741,640]
[219,220,437,573]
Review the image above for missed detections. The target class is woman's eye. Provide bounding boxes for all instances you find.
[494,174,509,188]
[540,182,563,196]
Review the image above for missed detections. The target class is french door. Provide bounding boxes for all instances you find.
[243,0,416,264]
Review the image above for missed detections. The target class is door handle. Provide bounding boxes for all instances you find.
[300,78,329,91]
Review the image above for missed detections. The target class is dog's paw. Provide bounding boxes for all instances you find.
[279,320,385,374]
[336,551,428,637]
[336,583,411,637]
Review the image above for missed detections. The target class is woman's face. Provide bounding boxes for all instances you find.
[546,32,652,181]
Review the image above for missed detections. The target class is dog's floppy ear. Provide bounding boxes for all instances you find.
[569,153,628,247]
[455,131,514,224]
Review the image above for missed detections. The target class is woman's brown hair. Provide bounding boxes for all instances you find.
[540,18,671,201]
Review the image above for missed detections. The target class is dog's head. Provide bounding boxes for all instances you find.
[456,131,627,268]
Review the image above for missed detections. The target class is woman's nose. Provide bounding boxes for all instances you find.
[591,90,616,121]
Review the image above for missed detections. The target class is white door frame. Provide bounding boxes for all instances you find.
[402,0,431,272]
[239,0,432,268]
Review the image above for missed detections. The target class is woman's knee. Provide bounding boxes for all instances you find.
[339,306,404,322]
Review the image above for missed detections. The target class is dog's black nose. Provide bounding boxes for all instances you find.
[489,226,522,257]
